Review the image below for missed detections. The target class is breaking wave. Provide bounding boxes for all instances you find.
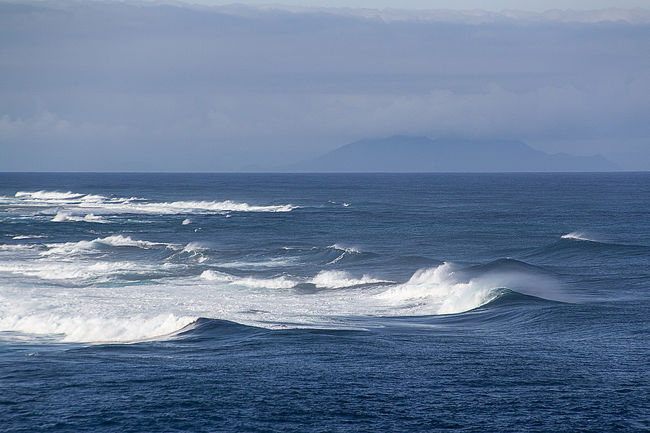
[51,211,108,223]
[15,190,87,200]
[41,235,169,256]
[0,313,195,343]
[200,270,297,289]
[11,235,46,240]
[311,270,389,288]
[561,232,596,242]
[10,190,297,215]
[0,229,562,343]
[377,263,502,315]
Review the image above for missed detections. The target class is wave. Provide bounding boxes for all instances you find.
[558,232,649,249]
[328,244,361,254]
[325,243,369,264]
[51,211,108,223]
[0,313,196,343]
[216,258,295,269]
[11,190,297,215]
[181,242,210,253]
[461,257,549,277]
[200,270,297,289]
[200,269,389,290]
[15,190,87,200]
[0,260,176,283]
[376,261,564,315]
[41,235,169,256]
[115,200,296,214]
[0,243,41,251]
[523,233,650,261]
[0,253,561,343]
[11,235,46,240]
[311,270,390,288]
[376,263,502,315]
[171,318,267,341]
[561,231,596,242]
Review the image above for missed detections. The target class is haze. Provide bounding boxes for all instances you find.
[1,1,649,171]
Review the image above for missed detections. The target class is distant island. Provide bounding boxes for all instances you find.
[291,136,618,172]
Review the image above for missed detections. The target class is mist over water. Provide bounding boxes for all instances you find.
[1,173,648,432]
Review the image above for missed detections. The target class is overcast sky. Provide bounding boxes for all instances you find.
[1,1,649,171]
[138,0,650,11]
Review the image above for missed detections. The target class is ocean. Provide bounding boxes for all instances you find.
[1,172,648,432]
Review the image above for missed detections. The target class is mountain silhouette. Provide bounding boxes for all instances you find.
[291,136,618,172]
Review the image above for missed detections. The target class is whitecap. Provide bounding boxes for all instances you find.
[15,190,85,200]
[561,232,595,242]
[326,243,362,264]
[50,211,107,223]
[311,270,389,288]
[377,263,502,315]
[0,313,195,343]
[200,270,296,289]
[41,235,168,256]
[12,190,297,215]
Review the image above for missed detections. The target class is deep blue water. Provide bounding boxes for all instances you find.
[1,173,649,432]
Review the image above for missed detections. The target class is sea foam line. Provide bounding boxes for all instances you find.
[11,190,297,214]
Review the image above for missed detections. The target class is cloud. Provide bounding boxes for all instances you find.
[0,1,648,170]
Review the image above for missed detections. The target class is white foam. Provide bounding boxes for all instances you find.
[51,211,71,222]
[11,190,297,215]
[182,218,191,225]
[376,263,501,315]
[200,270,297,289]
[200,270,234,282]
[561,232,595,241]
[0,247,560,343]
[15,190,84,200]
[326,243,362,264]
[11,235,46,240]
[0,243,40,251]
[0,260,148,281]
[182,242,209,253]
[311,270,389,288]
[41,235,167,256]
[0,313,195,343]
[235,276,297,289]
[122,200,296,214]
[83,213,106,223]
[328,244,361,254]
[51,211,108,223]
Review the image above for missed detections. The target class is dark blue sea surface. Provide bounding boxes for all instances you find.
[1,173,649,432]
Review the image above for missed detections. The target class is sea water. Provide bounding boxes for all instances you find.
[1,173,648,432]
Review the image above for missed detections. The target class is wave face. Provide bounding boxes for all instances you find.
[1,173,648,344]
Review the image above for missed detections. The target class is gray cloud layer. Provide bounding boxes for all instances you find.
[1,1,649,171]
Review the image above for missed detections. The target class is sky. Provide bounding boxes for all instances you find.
[1,0,649,171]
[138,0,650,11]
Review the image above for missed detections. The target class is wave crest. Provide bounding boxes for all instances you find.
[11,190,297,215]
[200,270,296,289]
[41,235,167,256]
[561,232,596,242]
[0,313,196,343]
[377,263,502,315]
[311,270,389,288]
